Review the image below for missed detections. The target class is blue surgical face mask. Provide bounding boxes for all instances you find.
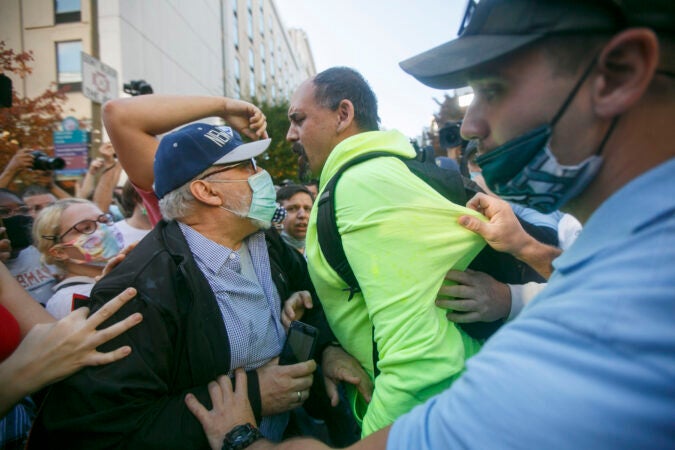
[475,57,618,213]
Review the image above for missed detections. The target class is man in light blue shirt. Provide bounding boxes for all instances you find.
[182,1,675,449]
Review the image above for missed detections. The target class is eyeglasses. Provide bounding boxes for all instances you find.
[199,159,258,181]
[0,205,32,219]
[42,213,114,242]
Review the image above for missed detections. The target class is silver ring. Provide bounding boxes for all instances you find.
[297,391,302,402]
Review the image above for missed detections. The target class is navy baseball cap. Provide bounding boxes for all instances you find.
[400,0,675,89]
[153,123,271,198]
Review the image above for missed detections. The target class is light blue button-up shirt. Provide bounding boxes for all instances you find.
[389,157,675,449]
[178,224,288,441]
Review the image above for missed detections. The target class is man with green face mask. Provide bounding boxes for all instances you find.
[29,96,370,449]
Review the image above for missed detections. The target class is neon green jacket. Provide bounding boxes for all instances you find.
[306,130,486,436]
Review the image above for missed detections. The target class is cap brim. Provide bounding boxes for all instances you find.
[213,138,272,164]
[400,33,543,89]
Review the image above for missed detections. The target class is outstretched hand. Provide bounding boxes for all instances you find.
[185,369,257,450]
[0,287,142,416]
[23,287,142,383]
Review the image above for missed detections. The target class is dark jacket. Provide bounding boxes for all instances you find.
[29,220,332,449]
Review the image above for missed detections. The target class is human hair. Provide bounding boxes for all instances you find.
[532,33,612,77]
[276,184,313,203]
[119,180,142,218]
[312,67,380,132]
[21,185,50,199]
[158,181,198,221]
[33,198,91,269]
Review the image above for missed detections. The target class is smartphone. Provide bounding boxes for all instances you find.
[279,321,319,365]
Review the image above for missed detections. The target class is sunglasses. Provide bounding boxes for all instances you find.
[199,159,258,181]
[42,213,114,242]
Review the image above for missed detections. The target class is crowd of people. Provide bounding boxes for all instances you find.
[0,0,673,448]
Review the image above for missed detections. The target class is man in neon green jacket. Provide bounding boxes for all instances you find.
[286,66,486,436]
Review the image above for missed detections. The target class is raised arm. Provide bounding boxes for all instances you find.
[102,95,268,191]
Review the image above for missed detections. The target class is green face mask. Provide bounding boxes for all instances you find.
[218,169,285,225]
[246,170,279,223]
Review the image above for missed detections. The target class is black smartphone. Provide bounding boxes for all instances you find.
[279,321,319,365]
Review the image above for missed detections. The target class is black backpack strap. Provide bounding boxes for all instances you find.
[317,152,394,301]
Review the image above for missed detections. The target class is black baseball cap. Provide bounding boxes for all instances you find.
[400,0,675,89]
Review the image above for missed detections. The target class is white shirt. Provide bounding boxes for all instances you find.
[114,220,151,247]
[46,276,96,319]
[7,245,58,305]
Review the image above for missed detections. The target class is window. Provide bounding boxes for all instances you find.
[248,48,255,70]
[233,56,241,98]
[55,0,80,23]
[56,40,82,91]
[232,11,239,48]
[247,7,253,40]
[259,43,266,87]
[249,68,256,97]
[259,2,264,35]
[234,56,241,81]
[269,49,275,77]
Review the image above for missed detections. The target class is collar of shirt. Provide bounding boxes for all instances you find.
[177,222,257,275]
[553,156,675,275]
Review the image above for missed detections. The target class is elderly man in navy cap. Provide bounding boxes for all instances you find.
[29,95,369,449]
[182,1,675,449]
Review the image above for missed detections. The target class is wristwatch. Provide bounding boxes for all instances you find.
[221,423,262,450]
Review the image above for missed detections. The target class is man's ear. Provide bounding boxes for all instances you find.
[190,180,222,206]
[336,99,355,134]
[592,28,660,118]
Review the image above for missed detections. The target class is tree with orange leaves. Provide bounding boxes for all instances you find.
[0,40,68,191]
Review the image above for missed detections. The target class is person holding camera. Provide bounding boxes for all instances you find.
[0,148,34,189]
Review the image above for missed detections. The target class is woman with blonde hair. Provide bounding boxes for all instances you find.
[34,198,123,319]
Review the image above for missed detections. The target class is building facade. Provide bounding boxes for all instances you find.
[1,0,315,133]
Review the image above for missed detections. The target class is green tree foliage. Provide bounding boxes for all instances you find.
[251,97,305,185]
[0,41,68,190]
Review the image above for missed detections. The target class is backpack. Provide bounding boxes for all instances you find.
[316,146,558,345]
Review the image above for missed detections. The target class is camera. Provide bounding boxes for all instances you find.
[439,121,465,149]
[31,151,66,170]
[123,80,154,96]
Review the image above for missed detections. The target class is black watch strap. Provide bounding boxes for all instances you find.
[221,423,262,450]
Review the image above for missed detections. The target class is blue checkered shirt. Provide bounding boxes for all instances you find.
[178,223,287,440]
